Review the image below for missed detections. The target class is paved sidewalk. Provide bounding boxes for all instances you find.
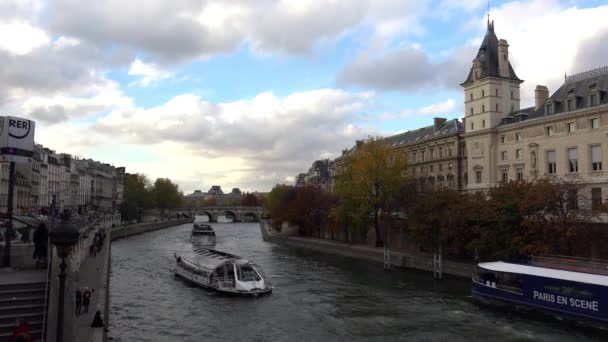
[71,235,110,342]
[0,268,46,285]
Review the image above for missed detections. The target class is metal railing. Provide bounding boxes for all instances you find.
[530,255,608,276]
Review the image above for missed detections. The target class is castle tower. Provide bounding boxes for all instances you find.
[461,21,523,132]
[461,21,523,190]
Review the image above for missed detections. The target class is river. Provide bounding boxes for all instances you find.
[109,220,606,341]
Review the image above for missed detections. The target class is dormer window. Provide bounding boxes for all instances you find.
[566,98,575,111]
[589,93,599,106]
[546,103,554,115]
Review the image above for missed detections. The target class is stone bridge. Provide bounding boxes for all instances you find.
[169,206,264,223]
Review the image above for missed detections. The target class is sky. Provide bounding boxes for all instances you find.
[1,0,607,193]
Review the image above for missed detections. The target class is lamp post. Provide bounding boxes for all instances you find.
[49,212,79,342]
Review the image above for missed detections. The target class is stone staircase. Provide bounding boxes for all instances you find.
[0,281,47,342]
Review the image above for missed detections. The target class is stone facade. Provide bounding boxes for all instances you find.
[462,21,608,210]
[0,144,126,214]
[299,20,607,213]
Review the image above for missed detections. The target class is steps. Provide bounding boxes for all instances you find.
[0,281,47,342]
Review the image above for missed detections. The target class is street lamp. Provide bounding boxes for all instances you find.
[49,212,80,342]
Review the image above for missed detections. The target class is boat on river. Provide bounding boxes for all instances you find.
[472,255,608,326]
[191,222,216,245]
[173,248,272,296]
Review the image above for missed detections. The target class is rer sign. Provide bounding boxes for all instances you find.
[0,116,36,163]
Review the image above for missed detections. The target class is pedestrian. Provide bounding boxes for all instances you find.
[91,310,105,328]
[82,287,91,313]
[8,318,32,342]
[75,289,82,315]
[32,224,48,268]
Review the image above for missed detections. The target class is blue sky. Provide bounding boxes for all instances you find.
[2,0,607,192]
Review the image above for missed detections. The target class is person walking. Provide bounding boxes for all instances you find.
[82,287,91,313]
[91,310,105,328]
[75,289,83,315]
[32,223,48,268]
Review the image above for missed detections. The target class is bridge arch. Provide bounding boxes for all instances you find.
[241,211,259,222]
[223,210,239,222]
[196,211,216,222]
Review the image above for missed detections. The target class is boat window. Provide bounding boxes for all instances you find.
[237,264,261,282]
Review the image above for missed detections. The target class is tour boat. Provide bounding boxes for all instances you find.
[173,248,272,296]
[191,222,216,243]
[472,256,608,326]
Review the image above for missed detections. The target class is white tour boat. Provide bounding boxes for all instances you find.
[173,248,272,296]
[191,222,216,245]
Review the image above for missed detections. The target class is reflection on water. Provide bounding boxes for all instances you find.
[110,220,606,342]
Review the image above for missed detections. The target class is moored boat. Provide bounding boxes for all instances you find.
[472,256,608,326]
[173,248,272,296]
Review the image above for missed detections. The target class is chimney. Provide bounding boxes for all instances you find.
[498,39,510,78]
[434,117,447,132]
[534,85,549,110]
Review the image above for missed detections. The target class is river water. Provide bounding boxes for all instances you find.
[109,220,606,341]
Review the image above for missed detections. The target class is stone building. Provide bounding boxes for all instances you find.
[295,159,332,192]
[462,21,607,209]
[385,118,466,191]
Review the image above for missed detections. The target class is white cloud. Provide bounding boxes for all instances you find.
[379,99,456,120]
[45,0,428,61]
[128,59,172,87]
[0,21,49,55]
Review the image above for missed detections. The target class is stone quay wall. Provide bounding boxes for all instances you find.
[110,218,194,241]
[264,233,475,279]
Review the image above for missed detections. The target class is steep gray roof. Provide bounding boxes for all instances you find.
[461,22,521,86]
[498,67,608,127]
[384,119,463,147]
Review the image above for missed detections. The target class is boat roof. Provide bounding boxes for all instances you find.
[180,248,244,271]
[479,261,608,286]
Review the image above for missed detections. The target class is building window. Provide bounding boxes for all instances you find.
[470,121,474,130]
[447,175,454,188]
[515,132,523,142]
[566,98,575,111]
[590,93,599,106]
[516,167,523,181]
[448,144,453,157]
[546,126,555,136]
[501,170,508,183]
[546,103,553,115]
[430,148,435,160]
[448,163,453,171]
[567,189,578,210]
[482,90,485,97]
[430,165,434,172]
[412,152,417,162]
[438,147,443,158]
[496,103,499,112]
[438,164,443,172]
[500,135,506,144]
[547,150,557,174]
[567,122,576,133]
[511,105,514,112]
[567,148,578,173]
[470,108,473,115]
[516,149,523,160]
[482,105,485,113]
[500,151,507,161]
[591,145,602,171]
[592,188,602,210]
[482,119,485,128]
[495,89,498,97]
[470,93,473,101]
[475,170,482,184]
[590,118,600,129]
[511,90,514,99]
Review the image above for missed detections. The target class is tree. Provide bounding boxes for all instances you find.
[152,178,183,215]
[264,184,297,230]
[335,137,409,246]
[120,173,153,222]
[241,194,259,206]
